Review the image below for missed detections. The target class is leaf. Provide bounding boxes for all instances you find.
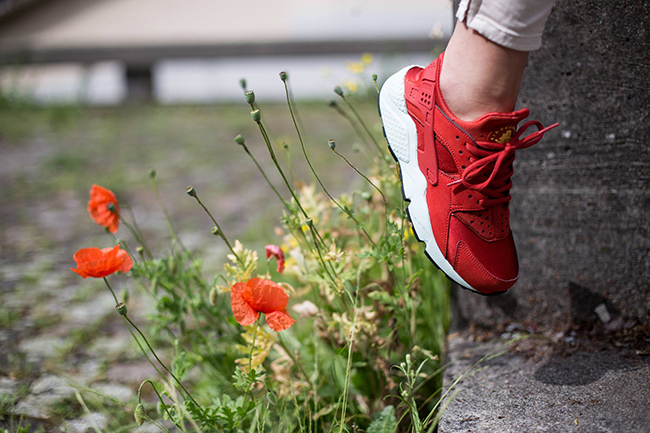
[367,405,397,433]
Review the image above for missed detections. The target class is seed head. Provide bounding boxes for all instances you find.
[372,73,378,82]
[186,185,197,197]
[234,134,245,145]
[239,78,247,90]
[328,139,336,150]
[106,202,117,213]
[134,403,145,426]
[361,191,371,200]
[279,71,288,81]
[149,168,156,179]
[116,302,128,316]
[327,99,338,108]
[136,246,145,256]
[334,86,344,96]
[211,226,220,236]
[251,109,261,123]
[245,90,255,104]
[209,287,218,306]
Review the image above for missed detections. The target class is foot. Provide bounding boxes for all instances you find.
[379,52,557,295]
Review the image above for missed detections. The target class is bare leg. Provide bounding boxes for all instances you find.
[439,20,529,121]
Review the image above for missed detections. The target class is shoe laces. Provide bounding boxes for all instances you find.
[449,121,559,207]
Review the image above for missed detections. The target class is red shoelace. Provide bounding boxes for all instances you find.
[449,121,559,207]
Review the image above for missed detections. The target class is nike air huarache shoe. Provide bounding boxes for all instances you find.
[379,52,557,295]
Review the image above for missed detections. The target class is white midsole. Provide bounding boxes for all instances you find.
[379,66,475,291]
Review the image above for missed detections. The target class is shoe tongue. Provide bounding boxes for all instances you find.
[457,108,529,145]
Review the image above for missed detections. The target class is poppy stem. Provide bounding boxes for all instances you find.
[101,278,169,383]
[282,79,375,244]
[122,316,167,381]
[327,100,374,157]
[248,317,261,372]
[239,142,291,211]
[137,379,179,431]
[103,277,119,304]
[189,194,244,268]
[106,232,137,264]
[119,216,153,259]
[332,147,390,241]
[257,121,309,220]
[255,119,339,282]
[100,279,201,410]
[337,92,386,159]
[125,315,201,410]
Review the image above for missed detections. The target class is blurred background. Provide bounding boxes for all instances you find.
[0,0,451,104]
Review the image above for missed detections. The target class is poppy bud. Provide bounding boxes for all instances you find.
[186,185,197,197]
[327,99,337,108]
[134,403,145,426]
[279,71,288,81]
[251,110,261,123]
[116,302,128,316]
[352,143,361,153]
[149,168,156,179]
[106,202,117,213]
[136,246,145,256]
[211,226,220,236]
[328,139,336,150]
[334,86,344,96]
[239,78,247,90]
[245,91,255,104]
[361,191,371,200]
[209,287,218,306]
[234,134,245,145]
[305,218,314,227]
[372,73,378,82]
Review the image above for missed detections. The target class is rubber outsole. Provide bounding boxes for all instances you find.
[377,67,506,297]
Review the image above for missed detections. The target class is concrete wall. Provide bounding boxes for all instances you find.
[455,0,650,331]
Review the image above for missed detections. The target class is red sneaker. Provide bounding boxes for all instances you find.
[379,52,557,295]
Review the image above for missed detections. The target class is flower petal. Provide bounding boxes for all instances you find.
[265,308,295,332]
[116,249,133,273]
[71,245,125,278]
[242,278,288,313]
[265,244,285,274]
[88,184,120,233]
[231,282,259,326]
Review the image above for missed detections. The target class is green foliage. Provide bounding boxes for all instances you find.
[367,406,397,433]
[71,72,451,432]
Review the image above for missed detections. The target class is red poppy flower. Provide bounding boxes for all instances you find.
[265,244,285,274]
[88,184,120,233]
[70,245,133,278]
[230,278,295,332]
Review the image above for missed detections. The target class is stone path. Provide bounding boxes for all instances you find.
[439,331,650,433]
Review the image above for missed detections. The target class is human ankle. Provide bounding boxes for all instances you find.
[439,22,528,121]
[439,72,520,121]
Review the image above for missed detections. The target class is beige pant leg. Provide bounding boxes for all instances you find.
[455,0,556,51]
